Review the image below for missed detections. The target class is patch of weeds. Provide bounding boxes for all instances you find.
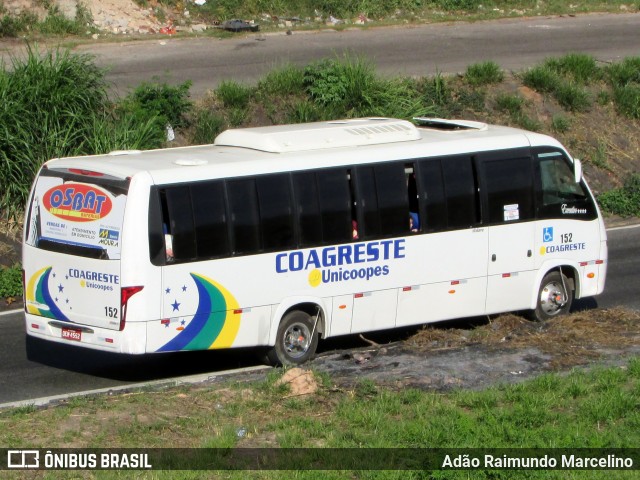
[522,65,560,93]
[227,107,248,127]
[551,114,570,133]
[495,93,524,115]
[303,54,378,116]
[190,108,225,144]
[216,80,252,109]
[597,173,640,217]
[0,263,22,297]
[448,88,486,115]
[514,113,541,131]
[422,71,451,114]
[544,53,601,84]
[606,56,640,87]
[613,84,640,119]
[464,61,504,86]
[590,141,611,170]
[354,378,378,398]
[286,100,322,124]
[554,82,591,112]
[258,64,305,96]
[597,90,612,106]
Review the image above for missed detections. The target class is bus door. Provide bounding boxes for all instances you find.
[478,150,537,314]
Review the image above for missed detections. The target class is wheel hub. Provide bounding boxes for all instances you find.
[283,323,311,358]
[540,281,566,316]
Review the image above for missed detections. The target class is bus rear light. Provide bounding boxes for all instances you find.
[120,286,144,331]
[69,168,104,176]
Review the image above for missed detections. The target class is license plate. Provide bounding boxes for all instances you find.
[61,328,82,342]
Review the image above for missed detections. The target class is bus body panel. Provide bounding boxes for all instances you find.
[22,118,608,359]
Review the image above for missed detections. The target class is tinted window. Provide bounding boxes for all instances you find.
[355,166,381,238]
[316,169,352,243]
[256,175,295,251]
[227,178,261,254]
[293,172,323,247]
[535,149,597,220]
[374,163,410,236]
[417,159,447,232]
[441,156,480,229]
[164,186,196,261]
[480,152,534,224]
[191,181,229,258]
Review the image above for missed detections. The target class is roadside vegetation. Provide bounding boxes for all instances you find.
[1,350,639,478]
[1,49,639,300]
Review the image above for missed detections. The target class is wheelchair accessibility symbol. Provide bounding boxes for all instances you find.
[543,227,554,243]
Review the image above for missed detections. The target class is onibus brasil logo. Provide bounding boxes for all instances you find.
[275,239,406,287]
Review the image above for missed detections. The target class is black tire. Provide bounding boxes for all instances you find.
[531,271,573,322]
[265,310,319,366]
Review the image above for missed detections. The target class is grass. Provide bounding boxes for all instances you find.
[464,61,504,86]
[1,356,639,476]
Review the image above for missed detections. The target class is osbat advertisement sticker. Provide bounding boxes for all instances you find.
[42,183,113,222]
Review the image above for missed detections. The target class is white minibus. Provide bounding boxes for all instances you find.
[23,117,607,365]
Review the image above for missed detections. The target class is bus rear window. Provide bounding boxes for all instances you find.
[24,169,129,260]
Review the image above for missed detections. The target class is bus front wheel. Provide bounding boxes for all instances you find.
[531,271,573,322]
[266,310,319,366]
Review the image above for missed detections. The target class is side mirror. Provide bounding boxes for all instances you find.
[574,158,583,183]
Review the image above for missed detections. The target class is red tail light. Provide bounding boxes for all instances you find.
[120,286,144,331]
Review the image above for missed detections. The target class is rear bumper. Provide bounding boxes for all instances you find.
[25,313,147,354]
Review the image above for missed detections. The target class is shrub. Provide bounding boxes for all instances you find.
[258,64,306,97]
[606,57,640,88]
[522,65,560,93]
[495,93,524,115]
[216,80,252,109]
[465,61,504,86]
[0,46,110,221]
[120,81,193,131]
[597,174,640,217]
[554,82,591,112]
[551,114,570,133]
[613,84,640,119]
[304,54,378,116]
[0,264,22,298]
[190,109,226,144]
[544,53,601,84]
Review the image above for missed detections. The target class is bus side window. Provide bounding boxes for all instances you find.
[417,158,447,232]
[479,150,534,224]
[161,186,196,262]
[316,168,353,244]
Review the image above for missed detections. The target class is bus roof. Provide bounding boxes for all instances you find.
[43,118,563,184]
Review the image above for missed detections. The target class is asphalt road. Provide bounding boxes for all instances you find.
[1,225,638,406]
[60,13,640,97]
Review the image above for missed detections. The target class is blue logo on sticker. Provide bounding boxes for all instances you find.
[543,227,554,243]
[99,228,119,241]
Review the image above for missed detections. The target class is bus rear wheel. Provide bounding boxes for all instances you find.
[266,310,319,366]
[531,271,573,322]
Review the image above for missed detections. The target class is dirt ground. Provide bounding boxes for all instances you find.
[308,308,640,392]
